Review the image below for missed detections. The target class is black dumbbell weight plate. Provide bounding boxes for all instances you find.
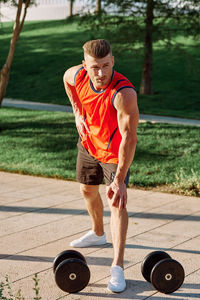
[150,258,185,294]
[55,258,90,293]
[53,250,86,273]
[141,251,171,282]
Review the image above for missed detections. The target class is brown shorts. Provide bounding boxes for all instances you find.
[76,139,130,186]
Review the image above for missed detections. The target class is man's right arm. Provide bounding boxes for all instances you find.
[63,65,89,138]
[63,64,83,115]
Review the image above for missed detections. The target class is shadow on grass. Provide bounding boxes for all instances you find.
[1,19,200,116]
[0,111,78,153]
[0,20,89,104]
[1,109,200,186]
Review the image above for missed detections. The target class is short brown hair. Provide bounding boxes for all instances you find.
[83,39,112,58]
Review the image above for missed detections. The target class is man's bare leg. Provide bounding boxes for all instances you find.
[110,207,128,268]
[80,184,104,236]
[106,186,128,267]
[70,184,106,247]
[106,186,128,292]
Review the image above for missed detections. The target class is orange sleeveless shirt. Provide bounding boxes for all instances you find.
[74,67,135,164]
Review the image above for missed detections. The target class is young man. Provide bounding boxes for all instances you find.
[63,39,139,293]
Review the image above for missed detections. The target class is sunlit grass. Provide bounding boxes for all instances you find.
[0,107,199,196]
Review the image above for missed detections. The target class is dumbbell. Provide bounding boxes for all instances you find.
[53,249,90,293]
[141,251,185,294]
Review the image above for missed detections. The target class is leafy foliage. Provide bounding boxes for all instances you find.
[80,0,200,47]
[173,169,200,197]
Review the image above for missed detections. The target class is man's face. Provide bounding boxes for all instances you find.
[83,53,114,91]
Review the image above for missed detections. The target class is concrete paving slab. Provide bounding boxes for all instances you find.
[0,171,200,299]
[0,196,83,220]
[0,200,92,237]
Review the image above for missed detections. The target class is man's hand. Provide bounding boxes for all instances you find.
[107,180,127,211]
[75,112,90,138]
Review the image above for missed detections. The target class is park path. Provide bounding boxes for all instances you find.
[0,171,200,299]
[2,97,200,126]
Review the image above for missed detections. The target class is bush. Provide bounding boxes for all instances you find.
[173,169,200,197]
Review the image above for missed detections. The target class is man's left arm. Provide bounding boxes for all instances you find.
[107,88,139,210]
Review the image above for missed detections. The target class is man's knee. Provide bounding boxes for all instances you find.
[80,184,99,200]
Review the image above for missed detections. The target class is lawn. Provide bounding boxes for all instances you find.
[0,107,199,196]
[0,19,200,119]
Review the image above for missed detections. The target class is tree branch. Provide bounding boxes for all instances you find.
[18,0,31,36]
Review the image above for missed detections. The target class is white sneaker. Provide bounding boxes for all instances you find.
[107,265,126,293]
[70,230,107,248]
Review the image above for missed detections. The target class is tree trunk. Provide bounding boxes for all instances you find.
[69,0,74,17]
[139,0,154,95]
[96,0,101,14]
[0,0,31,106]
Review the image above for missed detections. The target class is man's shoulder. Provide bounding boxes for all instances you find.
[111,71,137,109]
[112,71,134,90]
[113,71,131,81]
[74,66,88,86]
[63,64,84,86]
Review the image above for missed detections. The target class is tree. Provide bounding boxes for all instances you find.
[81,0,200,95]
[140,0,154,94]
[0,0,31,106]
[96,0,101,14]
[111,0,200,94]
[69,0,75,17]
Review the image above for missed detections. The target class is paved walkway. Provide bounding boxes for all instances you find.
[0,171,200,299]
[2,98,200,126]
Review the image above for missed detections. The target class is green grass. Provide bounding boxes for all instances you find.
[0,19,200,119]
[0,107,77,179]
[0,107,199,196]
